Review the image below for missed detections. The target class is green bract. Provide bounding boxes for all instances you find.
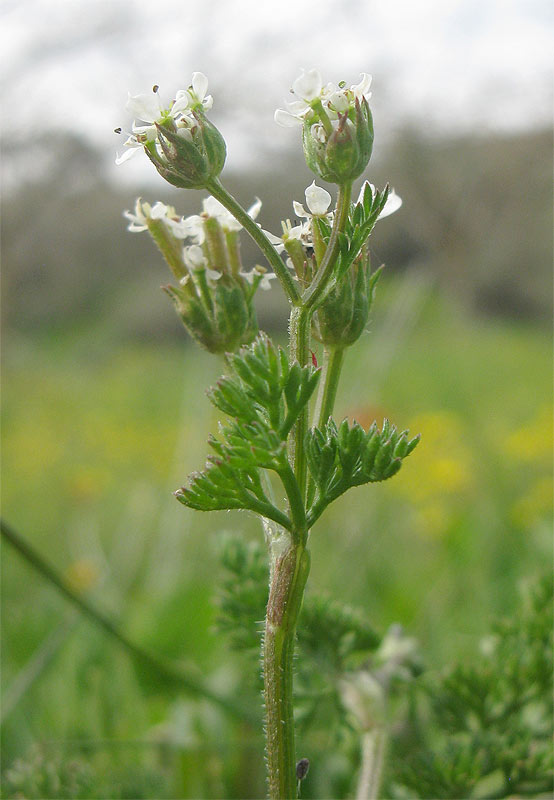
[313,258,383,347]
[145,112,226,189]
[164,274,257,354]
[302,98,374,185]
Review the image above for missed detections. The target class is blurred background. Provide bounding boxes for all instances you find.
[2,0,552,797]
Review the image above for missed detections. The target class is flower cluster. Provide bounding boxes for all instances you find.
[275,69,372,127]
[116,73,225,189]
[266,180,401,271]
[276,69,375,184]
[124,197,274,352]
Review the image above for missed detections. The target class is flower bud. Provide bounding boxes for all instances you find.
[302,97,374,184]
[313,256,382,347]
[145,111,226,189]
[164,273,257,354]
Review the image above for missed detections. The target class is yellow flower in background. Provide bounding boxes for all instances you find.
[510,477,553,529]
[393,410,473,503]
[65,559,99,595]
[504,406,553,463]
[386,410,474,538]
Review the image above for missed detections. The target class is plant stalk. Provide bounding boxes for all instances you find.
[206,178,300,305]
[356,728,387,800]
[307,345,345,506]
[288,305,311,504]
[314,345,345,429]
[263,183,354,797]
[264,538,310,799]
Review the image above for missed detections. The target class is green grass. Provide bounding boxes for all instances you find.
[2,278,552,798]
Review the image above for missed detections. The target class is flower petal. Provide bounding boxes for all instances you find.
[150,201,169,219]
[305,181,332,216]
[206,268,222,281]
[274,108,302,127]
[293,200,308,218]
[247,197,262,220]
[352,73,372,100]
[328,91,349,113]
[126,92,161,124]
[115,148,138,165]
[292,68,322,101]
[378,189,402,219]
[184,244,207,268]
[172,90,191,115]
[191,72,209,102]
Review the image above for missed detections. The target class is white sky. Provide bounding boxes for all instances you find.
[1,0,552,183]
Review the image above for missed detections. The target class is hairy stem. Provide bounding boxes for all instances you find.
[264,539,310,800]
[264,184,353,798]
[307,345,345,506]
[356,728,387,800]
[206,178,300,304]
[288,305,311,506]
[314,345,345,429]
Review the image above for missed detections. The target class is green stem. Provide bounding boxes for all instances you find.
[307,345,345,507]
[314,345,345,429]
[263,184,353,799]
[264,539,310,800]
[356,728,387,800]
[288,305,311,507]
[206,178,300,305]
[278,461,307,533]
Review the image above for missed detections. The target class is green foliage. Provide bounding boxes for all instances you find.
[306,417,420,526]
[390,575,554,799]
[216,535,268,654]
[334,183,391,280]
[1,745,168,799]
[175,334,320,529]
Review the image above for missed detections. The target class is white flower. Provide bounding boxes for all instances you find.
[274,68,332,127]
[261,228,286,252]
[357,182,402,219]
[115,126,158,165]
[379,189,402,218]
[116,85,192,165]
[351,72,372,101]
[293,181,332,218]
[261,218,307,251]
[126,88,190,128]
[183,244,206,269]
[123,198,175,232]
[201,196,261,232]
[240,266,277,291]
[116,74,214,165]
[292,68,323,102]
[185,71,213,112]
[275,70,373,128]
